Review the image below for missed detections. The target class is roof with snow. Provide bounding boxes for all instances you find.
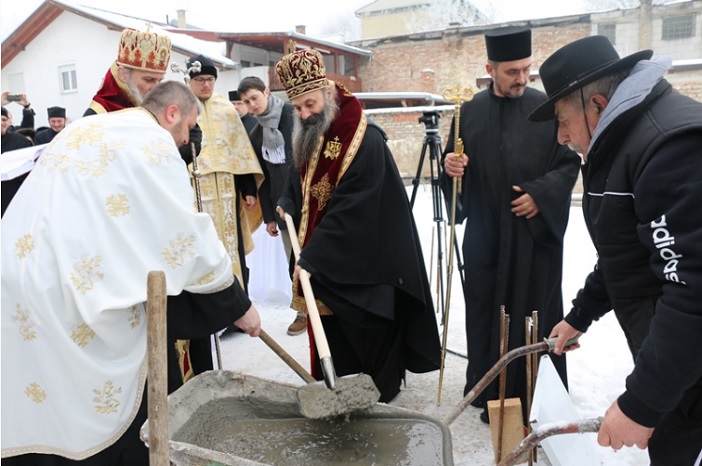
[2,0,371,70]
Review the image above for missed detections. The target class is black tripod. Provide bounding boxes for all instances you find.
[409,111,465,321]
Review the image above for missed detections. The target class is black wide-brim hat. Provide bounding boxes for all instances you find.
[529,36,653,121]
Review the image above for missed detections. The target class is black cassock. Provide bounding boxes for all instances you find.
[441,86,581,415]
[279,122,441,403]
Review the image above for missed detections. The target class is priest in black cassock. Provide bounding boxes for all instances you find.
[275,49,441,403]
[441,26,581,422]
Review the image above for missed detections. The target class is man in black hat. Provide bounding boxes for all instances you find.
[441,26,581,424]
[533,36,702,464]
[34,106,67,144]
[185,54,264,332]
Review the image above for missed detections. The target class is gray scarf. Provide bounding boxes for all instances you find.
[257,94,286,164]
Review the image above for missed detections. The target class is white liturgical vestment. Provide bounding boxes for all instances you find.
[1,108,233,459]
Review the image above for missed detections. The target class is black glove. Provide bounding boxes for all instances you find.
[178,123,202,165]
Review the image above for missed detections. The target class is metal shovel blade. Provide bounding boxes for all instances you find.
[297,373,380,419]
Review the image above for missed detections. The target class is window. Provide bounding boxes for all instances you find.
[598,23,616,45]
[59,64,78,93]
[662,14,696,40]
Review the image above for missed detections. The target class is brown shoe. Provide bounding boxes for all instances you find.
[287,314,307,336]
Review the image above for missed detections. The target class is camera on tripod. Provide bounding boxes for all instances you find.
[418,111,440,132]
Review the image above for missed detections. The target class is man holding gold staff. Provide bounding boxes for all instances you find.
[441,26,580,423]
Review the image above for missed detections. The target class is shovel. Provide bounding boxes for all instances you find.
[280,210,380,419]
[259,328,315,384]
[259,328,378,419]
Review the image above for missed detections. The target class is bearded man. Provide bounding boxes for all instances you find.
[441,26,581,423]
[276,49,441,402]
[84,28,171,116]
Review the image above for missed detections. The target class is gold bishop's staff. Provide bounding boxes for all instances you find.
[436,84,473,404]
[170,59,224,371]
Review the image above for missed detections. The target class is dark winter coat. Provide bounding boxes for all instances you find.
[279,117,441,402]
[565,80,702,428]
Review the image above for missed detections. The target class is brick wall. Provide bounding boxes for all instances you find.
[358,21,592,96]
[359,21,592,193]
[367,108,453,182]
[356,18,700,196]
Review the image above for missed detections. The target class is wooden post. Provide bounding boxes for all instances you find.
[488,398,526,464]
[147,271,169,466]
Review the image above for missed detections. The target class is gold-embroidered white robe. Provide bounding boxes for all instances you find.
[194,93,263,287]
[1,108,234,459]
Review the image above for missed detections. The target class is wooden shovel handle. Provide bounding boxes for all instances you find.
[282,213,332,360]
[259,329,315,384]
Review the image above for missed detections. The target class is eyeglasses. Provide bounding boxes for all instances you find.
[192,76,216,84]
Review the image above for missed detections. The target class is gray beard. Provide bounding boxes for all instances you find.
[125,77,144,105]
[291,95,338,167]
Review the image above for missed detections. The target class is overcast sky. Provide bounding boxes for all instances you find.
[1,0,589,42]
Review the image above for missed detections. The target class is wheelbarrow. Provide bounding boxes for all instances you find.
[140,370,454,466]
[140,268,597,465]
[140,338,599,465]
[140,271,451,465]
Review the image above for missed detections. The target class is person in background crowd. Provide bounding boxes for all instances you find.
[1,92,34,132]
[1,106,33,153]
[237,76,305,336]
[229,89,257,134]
[34,106,67,144]
[1,104,35,216]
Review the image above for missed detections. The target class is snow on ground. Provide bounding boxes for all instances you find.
[216,184,649,465]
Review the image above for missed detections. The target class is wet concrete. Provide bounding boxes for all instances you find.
[147,371,453,466]
[210,417,444,465]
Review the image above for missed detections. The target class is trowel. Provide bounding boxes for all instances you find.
[280,211,381,419]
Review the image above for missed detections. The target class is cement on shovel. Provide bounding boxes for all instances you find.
[297,373,380,419]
